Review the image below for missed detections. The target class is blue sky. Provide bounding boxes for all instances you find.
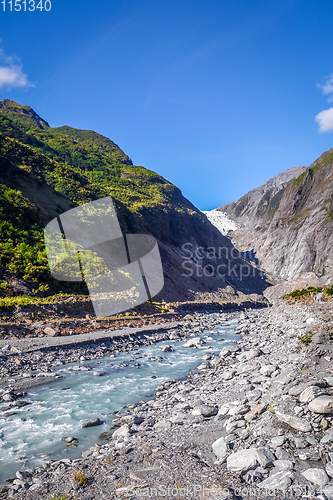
[1,0,333,210]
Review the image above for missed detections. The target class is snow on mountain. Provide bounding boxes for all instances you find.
[202,209,240,235]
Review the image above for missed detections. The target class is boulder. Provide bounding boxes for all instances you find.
[301,468,329,488]
[44,327,59,337]
[258,470,293,490]
[192,405,218,417]
[308,396,333,414]
[227,448,258,473]
[112,424,132,439]
[82,418,102,428]
[275,411,312,432]
[256,447,276,468]
[212,437,229,458]
[299,386,327,403]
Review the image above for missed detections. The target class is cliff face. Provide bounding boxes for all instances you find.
[218,151,333,283]
[218,164,307,227]
[0,100,269,301]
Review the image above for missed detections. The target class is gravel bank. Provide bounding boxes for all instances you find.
[2,300,333,499]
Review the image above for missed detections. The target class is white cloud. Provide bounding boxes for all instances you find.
[318,74,333,96]
[315,108,333,132]
[0,48,31,89]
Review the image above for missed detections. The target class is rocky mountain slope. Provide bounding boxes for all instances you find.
[218,164,307,227]
[0,100,269,303]
[217,151,333,283]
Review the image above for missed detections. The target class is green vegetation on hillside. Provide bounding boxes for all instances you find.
[0,184,48,279]
[0,100,200,289]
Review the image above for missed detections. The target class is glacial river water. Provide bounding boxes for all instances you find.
[0,318,240,484]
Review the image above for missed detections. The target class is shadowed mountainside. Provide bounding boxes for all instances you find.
[0,100,269,303]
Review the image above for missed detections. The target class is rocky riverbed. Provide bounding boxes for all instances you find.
[1,299,333,499]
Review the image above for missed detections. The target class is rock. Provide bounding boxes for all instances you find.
[308,396,333,414]
[244,403,267,421]
[226,448,258,473]
[245,349,260,360]
[294,437,308,449]
[320,434,333,444]
[257,470,293,490]
[15,471,31,482]
[321,417,329,431]
[212,437,229,458]
[181,337,204,348]
[192,405,218,417]
[153,420,171,430]
[44,327,59,337]
[326,462,333,478]
[324,377,333,387]
[112,424,132,439]
[275,448,290,460]
[256,447,276,468]
[275,411,312,432]
[160,346,173,352]
[299,386,327,403]
[246,389,262,402]
[118,415,144,426]
[259,365,276,377]
[219,345,240,357]
[82,418,102,428]
[301,468,329,488]
[323,485,333,499]
[306,436,318,445]
[271,436,286,448]
[61,437,77,443]
[93,371,106,376]
[273,460,294,470]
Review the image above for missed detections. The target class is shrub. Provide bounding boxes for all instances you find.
[297,331,314,346]
[73,471,88,485]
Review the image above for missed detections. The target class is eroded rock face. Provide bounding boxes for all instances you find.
[217,149,333,285]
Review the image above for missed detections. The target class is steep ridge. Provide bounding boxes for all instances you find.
[218,164,307,227]
[0,100,269,302]
[217,151,333,283]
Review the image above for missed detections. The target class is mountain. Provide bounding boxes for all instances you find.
[0,100,269,302]
[218,164,307,227]
[217,152,333,283]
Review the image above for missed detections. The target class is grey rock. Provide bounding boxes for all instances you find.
[301,468,330,488]
[270,436,286,448]
[275,410,312,432]
[273,460,294,470]
[308,396,333,414]
[226,448,258,473]
[294,437,308,449]
[192,405,218,417]
[112,424,132,439]
[299,386,327,403]
[153,420,172,430]
[257,470,293,490]
[324,377,333,387]
[256,447,276,468]
[82,418,102,428]
[326,462,333,478]
[275,448,290,460]
[212,437,229,458]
